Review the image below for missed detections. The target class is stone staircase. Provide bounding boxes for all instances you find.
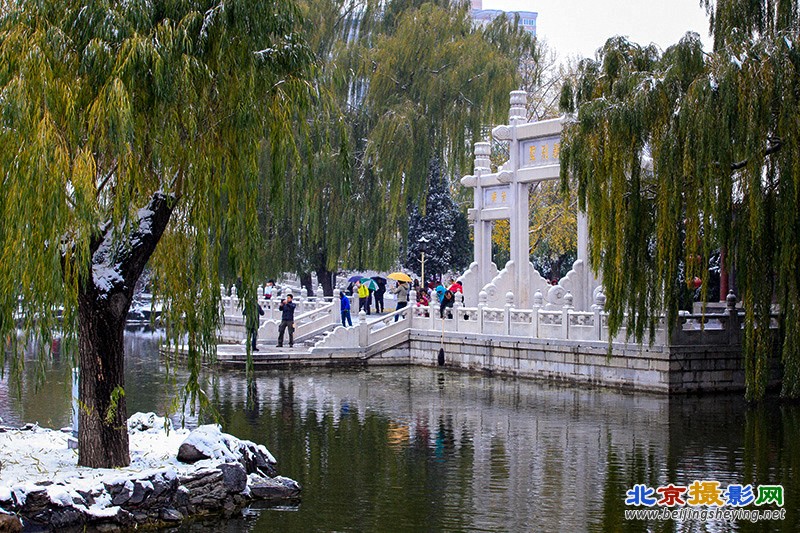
[302,330,334,347]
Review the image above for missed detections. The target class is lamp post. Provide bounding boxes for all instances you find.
[418,236,429,286]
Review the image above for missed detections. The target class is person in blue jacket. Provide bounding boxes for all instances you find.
[340,291,352,327]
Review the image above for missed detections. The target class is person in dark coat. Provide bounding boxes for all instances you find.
[277,294,296,347]
[374,278,387,313]
[440,289,455,319]
[244,299,265,351]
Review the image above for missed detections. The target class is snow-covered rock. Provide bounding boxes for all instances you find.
[128,411,173,433]
[0,509,21,532]
[177,424,277,477]
[0,413,299,530]
[177,424,241,463]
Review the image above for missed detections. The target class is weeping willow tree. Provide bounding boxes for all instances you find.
[260,0,535,290]
[559,0,800,400]
[0,0,313,467]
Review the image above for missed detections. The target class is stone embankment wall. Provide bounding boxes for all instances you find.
[366,331,775,393]
[2,462,298,531]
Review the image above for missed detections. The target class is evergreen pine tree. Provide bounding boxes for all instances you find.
[405,158,469,280]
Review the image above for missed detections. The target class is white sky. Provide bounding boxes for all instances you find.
[486,0,713,61]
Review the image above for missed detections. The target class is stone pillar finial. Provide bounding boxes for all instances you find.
[509,90,527,125]
[593,290,606,310]
[505,291,514,306]
[564,292,574,309]
[478,290,488,305]
[533,290,543,307]
[474,142,491,174]
[726,290,737,310]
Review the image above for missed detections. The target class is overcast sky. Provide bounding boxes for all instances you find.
[486,0,713,60]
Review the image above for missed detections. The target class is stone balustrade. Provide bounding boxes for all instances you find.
[311,289,760,349]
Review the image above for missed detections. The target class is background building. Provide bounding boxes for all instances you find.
[471,0,537,35]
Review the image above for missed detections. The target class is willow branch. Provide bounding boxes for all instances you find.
[730,138,783,170]
[95,161,118,199]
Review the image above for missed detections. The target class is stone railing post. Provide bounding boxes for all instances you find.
[431,297,440,331]
[358,310,368,348]
[258,284,264,298]
[230,285,238,313]
[408,289,416,328]
[333,289,342,327]
[509,90,527,125]
[504,291,514,335]
[478,290,487,335]
[726,290,738,345]
[533,290,543,338]
[592,289,606,341]
[562,292,573,339]
[454,300,463,332]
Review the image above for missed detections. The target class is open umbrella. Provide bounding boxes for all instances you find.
[387,272,412,282]
[347,274,363,283]
[359,278,378,291]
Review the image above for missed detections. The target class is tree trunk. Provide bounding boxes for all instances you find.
[316,267,334,297]
[74,192,175,468]
[77,285,130,467]
[300,272,314,297]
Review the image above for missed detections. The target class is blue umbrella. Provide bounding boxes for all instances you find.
[348,274,363,283]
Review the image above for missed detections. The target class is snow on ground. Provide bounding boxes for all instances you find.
[0,413,252,513]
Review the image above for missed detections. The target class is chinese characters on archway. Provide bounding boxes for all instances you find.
[483,185,510,207]
[521,136,560,168]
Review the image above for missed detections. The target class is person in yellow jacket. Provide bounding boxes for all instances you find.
[356,282,371,315]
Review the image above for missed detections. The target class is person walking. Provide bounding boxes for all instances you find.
[277,294,296,348]
[340,291,352,327]
[374,278,387,313]
[391,280,409,322]
[357,281,370,314]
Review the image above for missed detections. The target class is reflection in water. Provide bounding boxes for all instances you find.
[1,334,798,532]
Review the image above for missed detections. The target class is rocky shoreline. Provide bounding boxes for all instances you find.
[0,414,300,531]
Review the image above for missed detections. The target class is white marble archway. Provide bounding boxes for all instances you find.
[459,91,599,311]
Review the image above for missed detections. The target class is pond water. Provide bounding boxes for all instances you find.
[1,330,797,532]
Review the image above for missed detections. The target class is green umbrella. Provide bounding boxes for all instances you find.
[359,278,378,291]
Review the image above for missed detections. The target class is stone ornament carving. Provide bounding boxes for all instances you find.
[545,285,567,309]
[497,171,514,183]
[492,125,512,141]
